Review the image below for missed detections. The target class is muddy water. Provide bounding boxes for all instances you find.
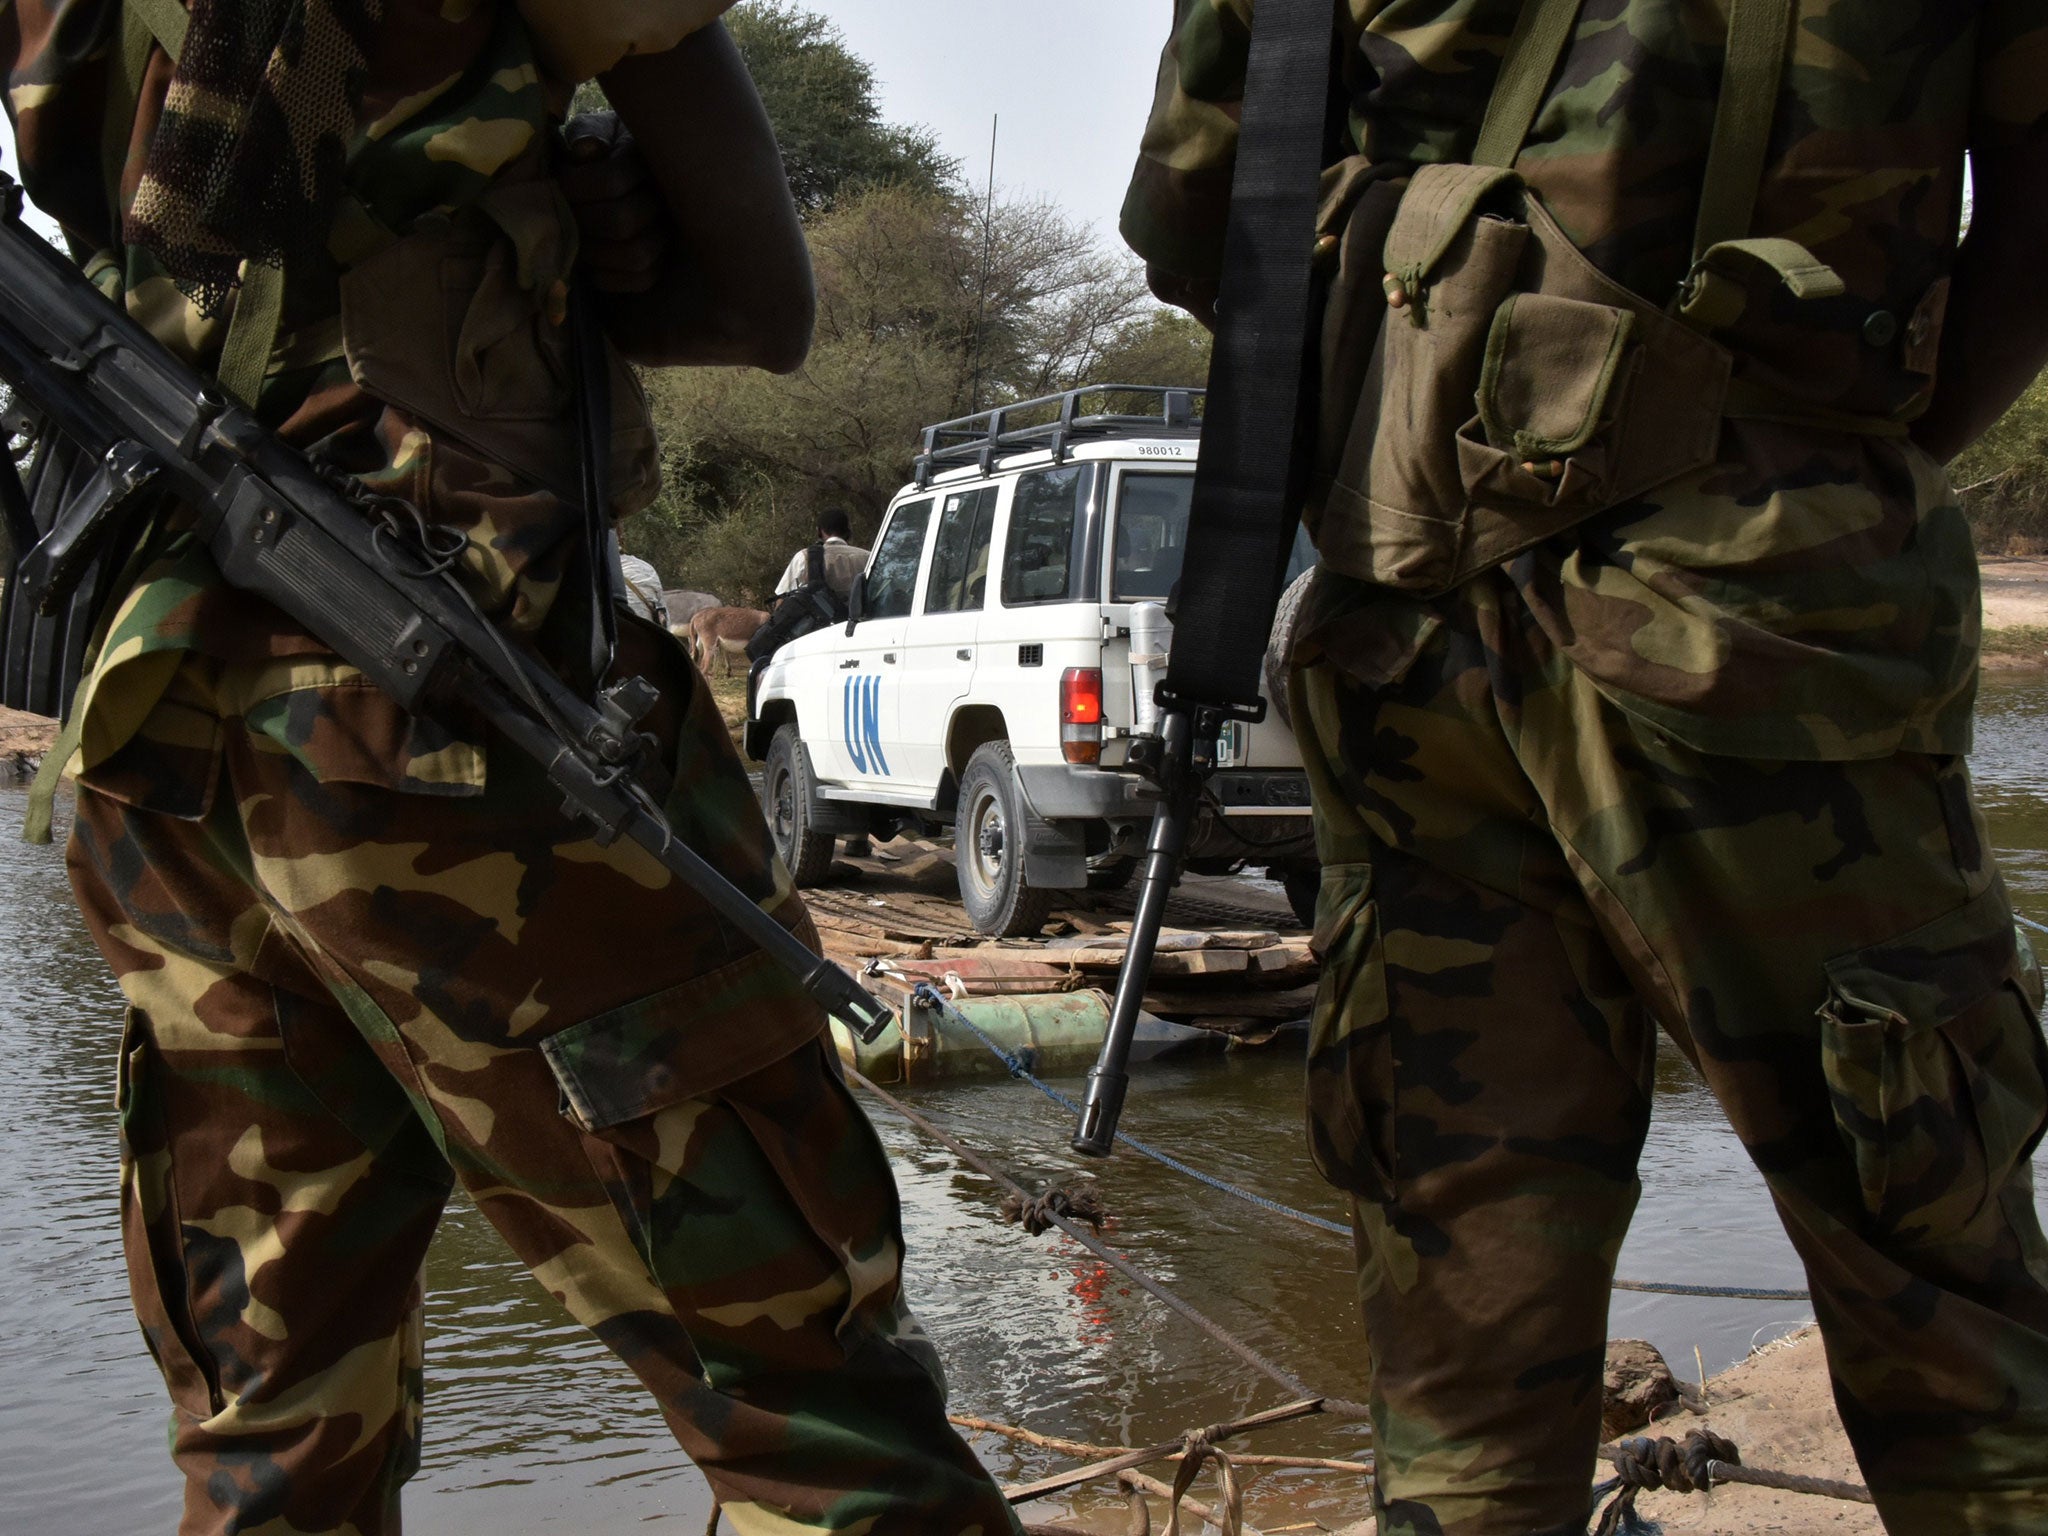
[4,677,2047,1534]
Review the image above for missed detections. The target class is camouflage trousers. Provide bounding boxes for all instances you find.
[1292,571,2048,1536]
[65,615,1018,1536]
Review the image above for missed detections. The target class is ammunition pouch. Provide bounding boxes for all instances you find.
[338,176,660,520]
[1307,161,1733,595]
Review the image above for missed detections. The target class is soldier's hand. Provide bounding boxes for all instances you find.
[561,111,672,295]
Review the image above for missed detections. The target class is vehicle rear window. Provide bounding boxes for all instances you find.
[926,487,998,615]
[864,500,931,620]
[1112,472,1193,602]
[1003,466,1088,606]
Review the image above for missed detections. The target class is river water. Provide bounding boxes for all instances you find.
[5,677,2047,1534]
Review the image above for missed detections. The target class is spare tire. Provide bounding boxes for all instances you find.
[1265,566,1317,730]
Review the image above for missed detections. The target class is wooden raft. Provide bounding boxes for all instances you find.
[802,847,1318,1038]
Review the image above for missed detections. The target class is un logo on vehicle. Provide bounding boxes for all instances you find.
[843,675,890,775]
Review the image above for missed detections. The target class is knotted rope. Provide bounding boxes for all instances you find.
[1595,1431,1739,1533]
[1000,1182,1108,1235]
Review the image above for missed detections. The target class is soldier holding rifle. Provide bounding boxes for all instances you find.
[1,1,1021,1531]
[1125,1,2048,1532]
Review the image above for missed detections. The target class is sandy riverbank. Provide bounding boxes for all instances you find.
[1979,556,2048,668]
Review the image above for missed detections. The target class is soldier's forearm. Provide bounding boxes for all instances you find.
[1913,142,2048,462]
[595,24,815,372]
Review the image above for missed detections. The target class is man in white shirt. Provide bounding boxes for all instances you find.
[773,508,868,601]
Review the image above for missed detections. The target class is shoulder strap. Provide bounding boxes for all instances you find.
[808,541,825,587]
[1469,0,1839,323]
[125,0,187,59]
[1691,0,1794,261]
[1158,0,1336,719]
[1470,0,1585,169]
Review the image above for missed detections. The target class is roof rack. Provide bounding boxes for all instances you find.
[913,383,1205,489]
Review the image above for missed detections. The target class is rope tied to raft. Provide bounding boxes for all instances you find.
[1162,1426,1243,1536]
[1001,1182,1108,1235]
[1613,1430,1740,1494]
[1594,1431,1741,1534]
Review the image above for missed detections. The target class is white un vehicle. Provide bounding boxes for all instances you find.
[745,386,1319,936]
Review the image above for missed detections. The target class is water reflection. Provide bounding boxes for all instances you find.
[3,672,2046,1533]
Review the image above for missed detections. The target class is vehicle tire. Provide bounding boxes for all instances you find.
[1087,857,1137,893]
[1265,566,1317,731]
[1280,864,1319,930]
[956,741,1057,937]
[765,724,837,887]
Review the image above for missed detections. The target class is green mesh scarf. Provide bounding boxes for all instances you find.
[126,0,382,315]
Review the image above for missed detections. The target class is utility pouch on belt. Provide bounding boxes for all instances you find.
[1307,0,1844,596]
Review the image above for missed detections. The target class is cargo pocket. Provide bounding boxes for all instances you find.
[1304,863,1395,1201]
[117,1006,225,1417]
[1819,885,2048,1248]
[1456,291,1641,518]
[540,950,827,1136]
[1317,164,1530,594]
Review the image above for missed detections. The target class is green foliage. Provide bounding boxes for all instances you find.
[1088,308,1214,390]
[591,3,1212,600]
[725,2,954,210]
[1953,366,2048,555]
[567,3,951,212]
[631,184,1206,600]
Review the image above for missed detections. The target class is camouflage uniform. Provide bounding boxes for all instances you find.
[1127,3,2048,1533]
[5,3,1020,1533]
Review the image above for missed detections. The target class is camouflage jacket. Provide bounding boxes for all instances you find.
[1125,0,2048,759]
[2,0,713,775]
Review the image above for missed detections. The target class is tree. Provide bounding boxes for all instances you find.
[622,184,1199,600]
[1953,366,2048,555]
[569,3,952,212]
[726,2,955,210]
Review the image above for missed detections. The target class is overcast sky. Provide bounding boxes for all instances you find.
[826,0,1171,242]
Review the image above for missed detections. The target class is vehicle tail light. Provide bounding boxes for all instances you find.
[1060,667,1103,764]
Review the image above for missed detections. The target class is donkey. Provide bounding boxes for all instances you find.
[687,605,769,678]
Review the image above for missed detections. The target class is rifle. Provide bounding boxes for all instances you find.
[1072,0,1335,1156]
[0,171,893,1046]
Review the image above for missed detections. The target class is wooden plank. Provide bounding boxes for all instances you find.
[1251,943,1317,977]
[1143,984,1318,1021]
[1153,949,1251,977]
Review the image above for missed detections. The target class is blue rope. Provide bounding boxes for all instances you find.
[906,984,1816,1301]
[2018,912,2048,938]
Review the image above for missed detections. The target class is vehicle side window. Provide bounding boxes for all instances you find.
[864,500,932,621]
[1113,472,1193,602]
[1003,465,1087,606]
[925,487,998,615]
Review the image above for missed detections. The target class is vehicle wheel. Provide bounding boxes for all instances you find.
[1280,864,1320,930]
[765,724,837,887]
[1265,566,1317,731]
[956,741,1057,937]
[1087,857,1137,893]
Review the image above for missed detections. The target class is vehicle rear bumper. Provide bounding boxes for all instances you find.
[1015,763,1154,820]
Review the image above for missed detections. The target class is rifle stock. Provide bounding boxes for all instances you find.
[0,174,894,1046]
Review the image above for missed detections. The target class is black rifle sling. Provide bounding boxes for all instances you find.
[1159,0,1337,718]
